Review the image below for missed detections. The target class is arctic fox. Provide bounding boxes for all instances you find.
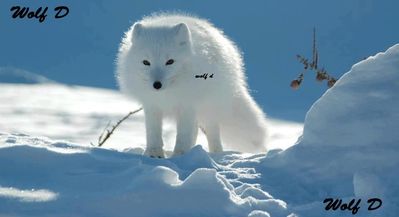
[116,13,268,157]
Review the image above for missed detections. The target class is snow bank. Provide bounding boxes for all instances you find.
[0,67,53,84]
[0,133,292,217]
[245,44,399,217]
[302,44,399,148]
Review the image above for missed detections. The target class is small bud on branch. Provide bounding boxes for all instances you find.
[291,28,337,90]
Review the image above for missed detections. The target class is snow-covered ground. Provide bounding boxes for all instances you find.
[0,82,302,152]
[1,44,398,216]
[0,135,293,217]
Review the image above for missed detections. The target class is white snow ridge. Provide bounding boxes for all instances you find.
[0,135,292,217]
[0,186,58,202]
[1,44,399,216]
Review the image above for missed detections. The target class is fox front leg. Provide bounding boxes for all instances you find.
[143,107,165,158]
[173,107,198,156]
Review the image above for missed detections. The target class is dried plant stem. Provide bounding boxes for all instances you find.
[291,28,336,89]
[93,107,143,147]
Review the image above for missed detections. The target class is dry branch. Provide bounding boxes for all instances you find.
[291,28,336,89]
[92,107,143,147]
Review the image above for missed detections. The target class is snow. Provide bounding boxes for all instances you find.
[0,134,292,217]
[1,44,399,216]
[302,45,399,148]
[0,82,302,152]
[0,186,58,203]
[236,44,399,216]
[0,67,54,84]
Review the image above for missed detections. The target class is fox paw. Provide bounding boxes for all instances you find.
[144,148,165,158]
[172,148,187,157]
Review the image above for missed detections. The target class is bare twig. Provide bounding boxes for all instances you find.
[94,107,143,147]
[291,28,336,89]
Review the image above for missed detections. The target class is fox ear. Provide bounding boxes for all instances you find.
[173,23,191,46]
[132,23,144,39]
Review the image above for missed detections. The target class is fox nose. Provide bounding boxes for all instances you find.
[153,81,162,90]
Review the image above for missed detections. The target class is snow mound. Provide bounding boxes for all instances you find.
[298,44,399,183]
[239,44,399,217]
[0,67,54,84]
[302,44,399,148]
[0,133,293,217]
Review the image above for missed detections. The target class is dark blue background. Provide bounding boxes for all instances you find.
[1,0,398,121]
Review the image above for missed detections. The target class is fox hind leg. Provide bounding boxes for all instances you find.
[201,122,223,153]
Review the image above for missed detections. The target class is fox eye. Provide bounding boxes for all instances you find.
[165,59,174,65]
[142,60,151,66]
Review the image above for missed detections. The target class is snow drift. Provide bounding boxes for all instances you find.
[248,44,399,217]
[0,67,54,84]
[0,134,292,217]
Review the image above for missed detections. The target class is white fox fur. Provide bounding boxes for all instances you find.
[116,13,267,157]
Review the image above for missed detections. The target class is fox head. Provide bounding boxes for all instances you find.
[124,22,193,92]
